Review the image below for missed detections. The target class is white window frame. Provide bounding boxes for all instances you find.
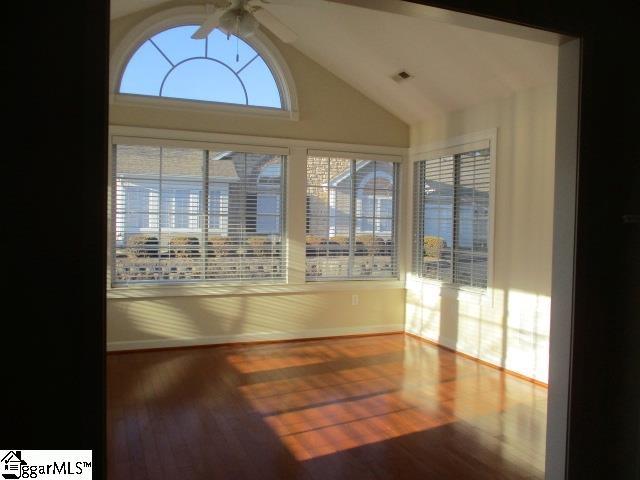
[352,168,395,236]
[109,5,300,120]
[110,139,288,288]
[305,150,401,282]
[107,125,407,299]
[406,129,497,306]
[256,192,281,234]
[208,185,229,234]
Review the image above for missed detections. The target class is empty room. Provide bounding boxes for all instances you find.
[106,0,577,478]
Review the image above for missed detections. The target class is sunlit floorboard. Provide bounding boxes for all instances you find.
[107,333,546,479]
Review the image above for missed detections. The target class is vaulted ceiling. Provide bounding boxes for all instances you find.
[111,0,559,125]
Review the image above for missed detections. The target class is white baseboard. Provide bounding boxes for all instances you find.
[404,326,455,349]
[107,324,404,351]
[405,327,548,385]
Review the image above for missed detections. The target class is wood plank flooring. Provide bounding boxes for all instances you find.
[107,333,547,479]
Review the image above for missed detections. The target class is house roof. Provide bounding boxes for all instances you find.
[117,145,239,179]
[209,160,239,179]
[327,160,370,187]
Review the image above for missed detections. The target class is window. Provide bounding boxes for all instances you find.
[412,145,491,288]
[306,154,398,280]
[120,25,282,108]
[112,144,286,285]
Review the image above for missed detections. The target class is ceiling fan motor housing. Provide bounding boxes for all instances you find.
[219,7,260,37]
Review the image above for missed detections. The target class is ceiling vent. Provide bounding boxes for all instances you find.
[392,71,412,82]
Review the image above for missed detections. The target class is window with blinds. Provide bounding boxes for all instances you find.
[112,144,286,285]
[412,146,491,288]
[306,154,398,280]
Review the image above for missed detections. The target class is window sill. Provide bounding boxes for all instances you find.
[107,279,405,299]
[111,93,300,121]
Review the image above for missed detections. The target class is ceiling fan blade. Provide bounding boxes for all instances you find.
[191,13,221,39]
[253,8,298,43]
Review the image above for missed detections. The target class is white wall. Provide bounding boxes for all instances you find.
[406,84,558,383]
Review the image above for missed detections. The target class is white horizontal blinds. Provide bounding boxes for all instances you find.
[412,160,426,276]
[413,155,455,283]
[453,148,490,288]
[113,144,286,285]
[306,156,351,279]
[207,151,286,281]
[306,155,398,280]
[413,146,490,288]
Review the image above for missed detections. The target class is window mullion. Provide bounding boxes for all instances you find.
[280,155,287,282]
[158,148,163,269]
[373,161,378,248]
[241,153,247,279]
[452,154,461,285]
[471,155,476,287]
[348,160,357,278]
[202,151,209,280]
[414,162,424,277]
[391,163,397,277]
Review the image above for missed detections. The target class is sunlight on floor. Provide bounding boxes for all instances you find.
[232,335,543,462]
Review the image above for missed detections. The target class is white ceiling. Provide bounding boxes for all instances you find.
[111,0,170,21]
[111,0,559,125]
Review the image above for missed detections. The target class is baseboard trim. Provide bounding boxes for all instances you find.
[108,329,547,387]
[405,331,548,387]
[107,324,404,353]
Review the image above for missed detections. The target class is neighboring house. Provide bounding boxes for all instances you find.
[306,159,395,238]
[421,178,489,250]
[115,148,282,247]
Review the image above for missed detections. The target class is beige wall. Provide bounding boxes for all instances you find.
[406,84,557,383]
[107,6,408,351]
[108,289,405,349]
[109,3,409,147]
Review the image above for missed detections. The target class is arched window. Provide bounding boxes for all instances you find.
[120,25,283,109]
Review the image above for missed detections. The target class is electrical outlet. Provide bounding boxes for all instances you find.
[352,294,359,306]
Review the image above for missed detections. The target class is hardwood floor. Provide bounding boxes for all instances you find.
[107,334,547,479]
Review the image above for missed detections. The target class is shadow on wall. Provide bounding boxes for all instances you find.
[405,281,550,383]
[110,293,318,341]
[107,287,405,350]
[406,85,556,384]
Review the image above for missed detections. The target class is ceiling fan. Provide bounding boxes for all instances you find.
[192,0,314,44]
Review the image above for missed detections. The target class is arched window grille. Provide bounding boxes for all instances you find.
[119,25,283,109]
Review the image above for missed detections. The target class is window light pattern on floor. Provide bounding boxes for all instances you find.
[107,334,547,478]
